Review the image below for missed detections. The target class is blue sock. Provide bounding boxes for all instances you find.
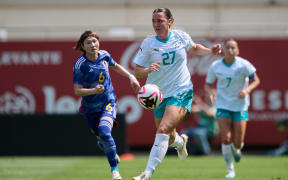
[111,166,119,172]
[98,120,118,171]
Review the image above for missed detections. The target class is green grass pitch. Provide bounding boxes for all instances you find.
[0,155,287,180]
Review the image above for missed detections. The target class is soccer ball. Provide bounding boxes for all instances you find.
[137,84,163,109]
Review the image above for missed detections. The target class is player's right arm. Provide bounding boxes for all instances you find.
[204,83,216,105]
[133,38,160,78]
[204,62,217,104]
[73,84,104,97]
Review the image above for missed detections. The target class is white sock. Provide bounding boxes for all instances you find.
[222,144,234,171]
[144,133,170,179]
[169,133,184,150]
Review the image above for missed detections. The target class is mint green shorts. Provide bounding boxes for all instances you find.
[216,108,249,122]
[153,89,193,119]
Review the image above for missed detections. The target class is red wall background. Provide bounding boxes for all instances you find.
[1,39,287,146]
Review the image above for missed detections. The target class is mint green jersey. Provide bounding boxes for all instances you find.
[133,30,195,98]
[206,56,256,111]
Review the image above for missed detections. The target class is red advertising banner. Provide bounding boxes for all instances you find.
[1,39,287,146]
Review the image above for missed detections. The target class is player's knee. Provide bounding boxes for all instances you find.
[98,125,116,151]
[157,125,173,134]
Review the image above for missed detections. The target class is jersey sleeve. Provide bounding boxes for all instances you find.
[179,30,195,52]
[205,62,217,84]
[101,50,116,67]
[73,60,85,85]
[243,59,256,77]
[133,38,151,67]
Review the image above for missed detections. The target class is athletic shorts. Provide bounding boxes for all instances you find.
[154,89,193,119]
[83,102,117,136]
[216,108,249,122]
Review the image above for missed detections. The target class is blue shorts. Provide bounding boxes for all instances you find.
[153,89,193,119]
[216,108,249,122]
[83,102,117,136]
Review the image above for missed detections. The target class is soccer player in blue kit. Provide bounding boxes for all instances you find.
[73,30,140,180]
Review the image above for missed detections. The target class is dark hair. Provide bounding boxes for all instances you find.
[153,8,173,20]
[75,30,100,52]
[225,38,238,46]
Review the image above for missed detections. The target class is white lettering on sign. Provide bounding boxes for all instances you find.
[0,85,142,122]
[252,90,265,110]
[249,112,288,121]
[42,86,81,114]
[0,51,62,65]
[252,90,288,111]
[268,90,282,110]
[0,86,35,113]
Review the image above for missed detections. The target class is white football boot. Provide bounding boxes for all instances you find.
[132,172,149,180]
[177,134,189,160]
[112,170,122,180]
[225,169,236,179]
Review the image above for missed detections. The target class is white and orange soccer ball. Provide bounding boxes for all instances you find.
[137,84,163,109]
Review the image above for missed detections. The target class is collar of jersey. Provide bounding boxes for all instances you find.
[222,58,236,67]
[84,53,99,62]
[155,31,172,43]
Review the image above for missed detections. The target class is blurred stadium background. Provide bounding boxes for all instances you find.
[0,0,288,40]
[1,0,288,156]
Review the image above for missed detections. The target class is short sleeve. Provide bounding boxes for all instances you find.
[101,50,116,67]
[133,38,151,67]
[73,61,84,85]
[179,30,195,52]
[243,59,256,77]
[205,63,217,84]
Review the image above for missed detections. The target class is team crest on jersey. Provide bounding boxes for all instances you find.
[102,60,108,67]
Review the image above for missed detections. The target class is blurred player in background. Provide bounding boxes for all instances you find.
[181,92,218,155]
[205,39,260,178]
[73,30,140,180]
[132,8,221,180]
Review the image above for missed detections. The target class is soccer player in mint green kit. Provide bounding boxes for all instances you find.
[205,39,260,179]
[73,30,140,180]
[132,8,222,180]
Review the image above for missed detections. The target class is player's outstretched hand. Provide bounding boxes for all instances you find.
[211,44,222,55]
[148,62,161,72]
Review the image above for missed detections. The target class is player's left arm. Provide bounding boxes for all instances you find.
[238,73,260,98]
[189,44,222,56]
[111,63,141,92]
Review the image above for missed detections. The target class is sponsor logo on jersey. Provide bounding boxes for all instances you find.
[152,48,159,52]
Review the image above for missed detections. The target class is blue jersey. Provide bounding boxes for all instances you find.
[73,50,117,114]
